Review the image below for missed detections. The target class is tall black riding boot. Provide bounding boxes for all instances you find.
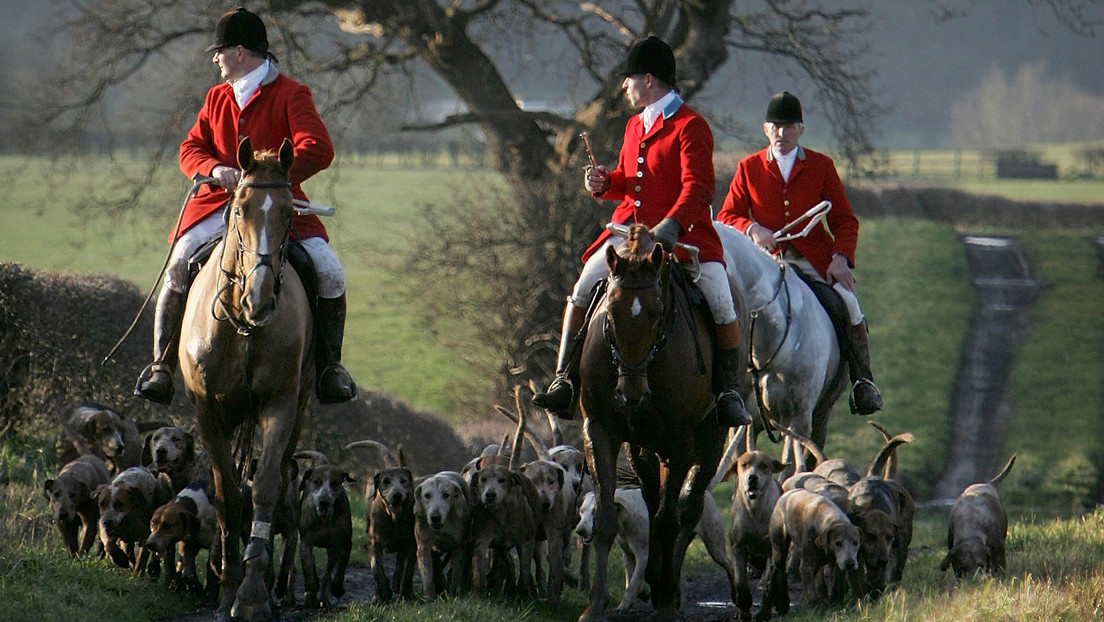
[716,348,753,427]
[315,294,358,404]
[848,320,883,415]
[134,288,185,405]
[532,303,587,419]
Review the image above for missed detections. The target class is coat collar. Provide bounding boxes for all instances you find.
[765,144,806,163]
[640,92,684,140]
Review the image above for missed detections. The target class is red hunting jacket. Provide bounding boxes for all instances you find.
[175,65,334,243]
[584,97,724,266]
[716,145,858,279]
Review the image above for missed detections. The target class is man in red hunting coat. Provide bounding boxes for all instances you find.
[533,36,751,428]
[135,7,356,405]
[716,91,883,414]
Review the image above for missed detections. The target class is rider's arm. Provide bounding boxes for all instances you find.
[664,115,714,230]
[284,83,334,187]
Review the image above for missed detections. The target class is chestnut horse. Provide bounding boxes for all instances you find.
[179,137,311,621]
[578,225,734,621]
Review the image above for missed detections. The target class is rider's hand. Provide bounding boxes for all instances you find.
[651,218,681,253]
[747,222,779,254]
[211,164,241,191]
[826,253,856,293]
[584,165,610,195]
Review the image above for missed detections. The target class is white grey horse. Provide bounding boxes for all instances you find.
[715,221,848,467]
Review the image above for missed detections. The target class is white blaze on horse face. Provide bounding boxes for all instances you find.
[631,297,643,318]
[257,194,274,254]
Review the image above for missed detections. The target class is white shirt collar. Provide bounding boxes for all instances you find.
[641,90,679,134]
[230,59,270,110]
[772,145,799,182]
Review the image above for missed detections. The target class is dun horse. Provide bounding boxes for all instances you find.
[578,225,734,621]
[179,138,311,621]
[715,221,848,464]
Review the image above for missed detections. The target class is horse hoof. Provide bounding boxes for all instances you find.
[578,608,608,622]
[231,575,275,621]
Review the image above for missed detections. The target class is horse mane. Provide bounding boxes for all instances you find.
[247,149,283,171]
[624,224,658,257]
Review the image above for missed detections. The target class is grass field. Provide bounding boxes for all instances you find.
[3,150,1104,620]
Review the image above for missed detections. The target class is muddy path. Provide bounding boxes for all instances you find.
[933,235,1039,499]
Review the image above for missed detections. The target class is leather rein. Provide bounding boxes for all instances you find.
[603,271,673,380]
[213,179,294,336]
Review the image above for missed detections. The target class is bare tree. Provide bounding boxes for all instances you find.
[22,0,1096,411]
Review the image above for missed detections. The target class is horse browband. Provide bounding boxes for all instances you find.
[238,180,292,190]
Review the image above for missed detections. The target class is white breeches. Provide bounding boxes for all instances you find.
[163,211,345,299]
[785,254,863,325]
[569,239,738,325]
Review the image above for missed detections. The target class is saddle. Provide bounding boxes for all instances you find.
[186,236,320,313]
[789,265,853,365]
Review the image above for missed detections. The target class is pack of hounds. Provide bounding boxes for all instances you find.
[43,400,1017,619]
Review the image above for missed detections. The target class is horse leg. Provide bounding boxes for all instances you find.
[579,419,618,622]
[233,411,297,621]
[198,412,243,622]
[648,458,689,620]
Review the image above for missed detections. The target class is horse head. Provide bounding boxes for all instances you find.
[222,136,295,329]
[604,224,671,415]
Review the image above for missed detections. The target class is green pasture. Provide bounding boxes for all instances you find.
[3,149,1104,620]
[0,154,498,417]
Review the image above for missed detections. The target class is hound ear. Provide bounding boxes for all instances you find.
[237,137,255,171]
[299,469,313,493]
[184,432,195,459]
[721,463,738,482]
[278,137,294,174]
[141,435,153,467]
[556,467,565,489]
[771,459,788,474]
[43,479,56,499]
[815,531,828,550]
[343,472,355,484]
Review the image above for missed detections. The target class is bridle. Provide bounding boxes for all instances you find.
[603,268,675,380]
[747,260,793,373]
[213,178,294,335]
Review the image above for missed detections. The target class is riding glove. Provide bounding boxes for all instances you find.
[651,218,681,252]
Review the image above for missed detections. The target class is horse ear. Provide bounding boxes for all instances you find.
[606,244,620,273]
[650,244,667,271]
[237,137,255,171]
[278,138,294,175]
